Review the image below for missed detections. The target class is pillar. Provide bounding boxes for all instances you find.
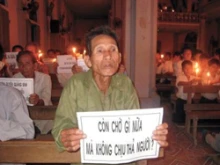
[124,0,160,108]
[198,15,207,52]
[187,0,192,12]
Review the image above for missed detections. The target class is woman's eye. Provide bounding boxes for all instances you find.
[110,47,117,52]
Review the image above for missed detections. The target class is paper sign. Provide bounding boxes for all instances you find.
[77,58,89,72]
[77,108,163,164]
[57,55,76,73]
[5,52,18,68]
[0,78,34,106]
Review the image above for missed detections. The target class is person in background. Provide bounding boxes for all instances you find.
[200,58,220,103]
[173,51,182,76]
[12,45,24,52]
[0,83,35,141]
[173,60,200,123]
[13,50,53,134]
[175,47,193,77]
[25,42,49,74]
[52,26,168,164]
[213,48,220,60]
[193,49,203,63]
[199,54,209,77]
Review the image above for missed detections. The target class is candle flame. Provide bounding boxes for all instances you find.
[83,49,86,55]
[72,47,76,54]
[38,53,43,58]
[207,72,210,77]
[195,68,199,74]
[161,54,164,59]
[52,58,57,63]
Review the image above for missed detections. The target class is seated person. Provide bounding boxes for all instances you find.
[200,58,220,103]
[13,50,53,134]
[204,131,220,152]
[0,83,34,141]
[173,60,199,123]
[52,26,168,162]
[25,42,49,74]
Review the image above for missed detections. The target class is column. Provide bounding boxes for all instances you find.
[38,0,49,51]
[199,15,207,52]
[124,0,160,108]
[187,0,193,12]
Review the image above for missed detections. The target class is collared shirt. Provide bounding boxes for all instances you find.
[13,71,52,105]
[52,70,140,164]
[0,84,34,141]
[13,71,53,134]
[176,74,196,100]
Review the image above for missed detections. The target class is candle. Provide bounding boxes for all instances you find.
[195,68,199,77]
[161,54,164,59]
[207,72,210,84]
[83,49,86,55]
[52,58,57,63]
[72,47,76,54]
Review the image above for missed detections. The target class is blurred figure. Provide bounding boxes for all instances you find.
[0,83,35,141]
[213,48,220,60]
[173,51,182,76]
[25,42,49,74]
[12,45,24,52]
[193,49,203,63]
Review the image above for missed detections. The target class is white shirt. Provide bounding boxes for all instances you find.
[176,74,196,100]
[163,60,173,74]
[0,84,34,141]
[13,71,52,105]
[13,71,53,134]
[56,73,73,87]
[201,73,220,100]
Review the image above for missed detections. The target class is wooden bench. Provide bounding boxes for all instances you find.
[156,74,176,95]
[28,105,57,120]
[0,135,80,163]
[0,134,164,163]
[183,85,220,145]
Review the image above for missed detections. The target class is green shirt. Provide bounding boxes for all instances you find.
[52,70,140,164]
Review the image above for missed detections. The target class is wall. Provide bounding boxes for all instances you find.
[157,32,174,53]
[73,19,108,46]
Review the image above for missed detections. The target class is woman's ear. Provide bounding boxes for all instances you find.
[84,55,92,68]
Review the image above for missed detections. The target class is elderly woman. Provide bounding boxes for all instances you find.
[52,26,168,159]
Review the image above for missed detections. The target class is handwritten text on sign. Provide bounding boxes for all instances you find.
[0,78,34,105]
[57,55,76,73]
[5,52,18,68]
[77,108,163,164]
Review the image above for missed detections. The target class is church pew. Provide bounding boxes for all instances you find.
[28,105,57,120]
[0,134,164,163]
[183,85,220,145]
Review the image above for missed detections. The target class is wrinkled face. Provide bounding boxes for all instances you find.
[183,50,192,60]
[89,35,121,77]
[183,64,193,77]
[18,55,35,78]
[209,64,219,75]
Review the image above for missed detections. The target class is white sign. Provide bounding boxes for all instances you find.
[77,108,163,164]
[77,58,89,72]
[57,55,76,73]
[5,52,18,68]
[0,78,34,106]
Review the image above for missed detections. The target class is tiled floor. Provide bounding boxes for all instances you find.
[148,99,219,165]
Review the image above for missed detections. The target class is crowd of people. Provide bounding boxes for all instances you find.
[156,47,220,152]
[0,26,168,164]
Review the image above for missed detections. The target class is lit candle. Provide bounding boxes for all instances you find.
[195,62,198,68]
[195,68,199,77]
[72,47,76,54]
[52,58,57,63]
[161,54,164,59]
[207,71,210,84]
[83,49,86,55]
